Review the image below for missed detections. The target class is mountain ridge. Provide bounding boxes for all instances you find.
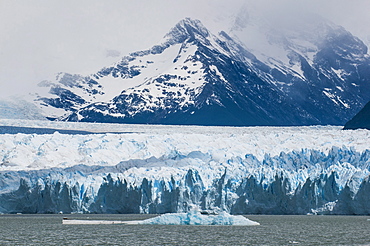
[32,17,370,126]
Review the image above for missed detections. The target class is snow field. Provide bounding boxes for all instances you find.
[0,121,369,172]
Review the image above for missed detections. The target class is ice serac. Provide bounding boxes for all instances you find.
[1,145,370,215]
[33,16,370,126]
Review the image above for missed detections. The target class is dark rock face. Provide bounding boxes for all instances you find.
[344,101,370,130]
[35,18,370,126]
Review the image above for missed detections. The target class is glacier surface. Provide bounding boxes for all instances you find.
[0,120,370,215]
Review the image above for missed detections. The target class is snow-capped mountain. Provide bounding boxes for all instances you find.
[33,16,370,126]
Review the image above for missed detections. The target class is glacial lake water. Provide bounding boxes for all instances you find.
[0,214,370,245]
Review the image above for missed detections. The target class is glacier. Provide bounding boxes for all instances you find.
[0,120,370,215]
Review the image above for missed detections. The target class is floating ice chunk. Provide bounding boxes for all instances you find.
[62,219,126,225]
[139,210,260,226]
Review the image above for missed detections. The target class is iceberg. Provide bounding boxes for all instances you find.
[62,219,126,225]
[138,210,260,226]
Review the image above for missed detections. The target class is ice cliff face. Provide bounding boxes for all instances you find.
[0,121,370,215]
[1,147,370,215]
[32,16,370,126]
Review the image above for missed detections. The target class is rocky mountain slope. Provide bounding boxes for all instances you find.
[344,100,370,130]
[33,16,370,126]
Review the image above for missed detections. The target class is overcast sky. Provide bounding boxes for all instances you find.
[1,0,370,98]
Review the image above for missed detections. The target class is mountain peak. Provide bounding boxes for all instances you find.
[164,18,210,44]
[29,15,370,126]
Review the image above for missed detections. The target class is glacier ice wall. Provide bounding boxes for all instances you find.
[1,122,370,214]
[1,147,370,215]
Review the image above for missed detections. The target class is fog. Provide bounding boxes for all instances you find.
[1,0,369,98]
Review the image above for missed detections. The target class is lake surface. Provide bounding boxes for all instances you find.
[0,214,370,245]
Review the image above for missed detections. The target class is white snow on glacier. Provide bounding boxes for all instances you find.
[1,119,370,214]
[0,119,369,192]
[0,119,369,172]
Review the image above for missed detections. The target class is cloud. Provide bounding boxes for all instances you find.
[0,0,369,98]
